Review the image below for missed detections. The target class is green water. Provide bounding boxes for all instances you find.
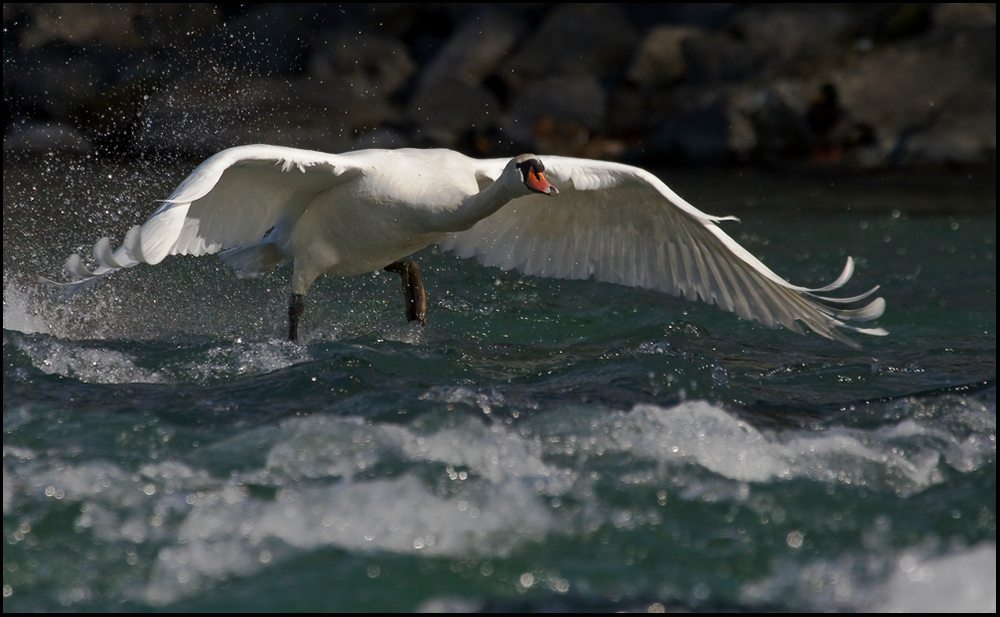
[3,155,996,611]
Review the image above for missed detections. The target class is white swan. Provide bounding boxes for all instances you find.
[41,144,887,345]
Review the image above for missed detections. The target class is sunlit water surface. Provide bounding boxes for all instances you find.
[3,154,995,611]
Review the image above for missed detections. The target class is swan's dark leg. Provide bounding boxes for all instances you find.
[384,261,427,325]
[288,293,305,341]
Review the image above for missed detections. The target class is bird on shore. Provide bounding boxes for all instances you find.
[42,145,886,346]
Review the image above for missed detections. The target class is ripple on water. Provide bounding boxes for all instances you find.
[4,394,994,606]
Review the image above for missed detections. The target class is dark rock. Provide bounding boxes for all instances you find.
[645,101,731,165]
[417,7,525,89]
[407,79,501,148]
[15,43,114,118]
[206,5,317,75]
[499,76,607,150]
[628,26,702,88]
[63,74,170,156]
[308,29,416,99]
[134,74,394,154]
[13,4,221,49]
[933,3,997,31]
[3,120,92,153]
[531,114,628,160]
[0,4,991,168]
[403,8,525,149]
[730,7,853,75]
[622,4,740,31]
[743,88,811,160]
[735,85,872,164]
[829,44,994,166]
[500,4,638,91]
[606,82,647,134]
[398,5,458,66]
[871,4,933,43]
[681,33,763,85]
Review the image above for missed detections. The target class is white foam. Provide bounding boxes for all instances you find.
[3,279,52,335]
[258,414,573,493]
[142,472,555,604]
[15,336,164,384]
[139,414,562,604]
[878,543,997,612]
[2,463,13,515]
[3,275,125,340]
[181,340,310,383]
[524,399,995,496]
[9,331,310,385]
[739,544,998,612]
[5,398,993,606]
[739,553,880,611]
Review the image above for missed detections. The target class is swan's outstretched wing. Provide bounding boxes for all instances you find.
[440,156,886,347]
[42,144,364,293]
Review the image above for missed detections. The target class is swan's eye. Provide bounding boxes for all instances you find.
[517,159,543,179]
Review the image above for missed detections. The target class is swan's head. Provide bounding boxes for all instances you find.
[512,154,559,196]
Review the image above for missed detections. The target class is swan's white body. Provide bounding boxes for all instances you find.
[45,144,887,346]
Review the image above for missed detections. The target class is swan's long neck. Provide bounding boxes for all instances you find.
[425,174,520,233]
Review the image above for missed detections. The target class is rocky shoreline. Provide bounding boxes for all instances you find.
[3,4,996,170]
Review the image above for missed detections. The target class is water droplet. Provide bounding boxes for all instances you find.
[787,530,804,548]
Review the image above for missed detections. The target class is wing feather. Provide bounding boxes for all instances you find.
[439,156,886,346]
[43,145,363,293]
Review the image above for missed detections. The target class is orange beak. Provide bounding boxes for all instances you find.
[525,168,558,195]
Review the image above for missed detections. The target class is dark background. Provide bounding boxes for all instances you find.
[3,4,996,173]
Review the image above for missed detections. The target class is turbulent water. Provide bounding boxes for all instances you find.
[3,154,996,612]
